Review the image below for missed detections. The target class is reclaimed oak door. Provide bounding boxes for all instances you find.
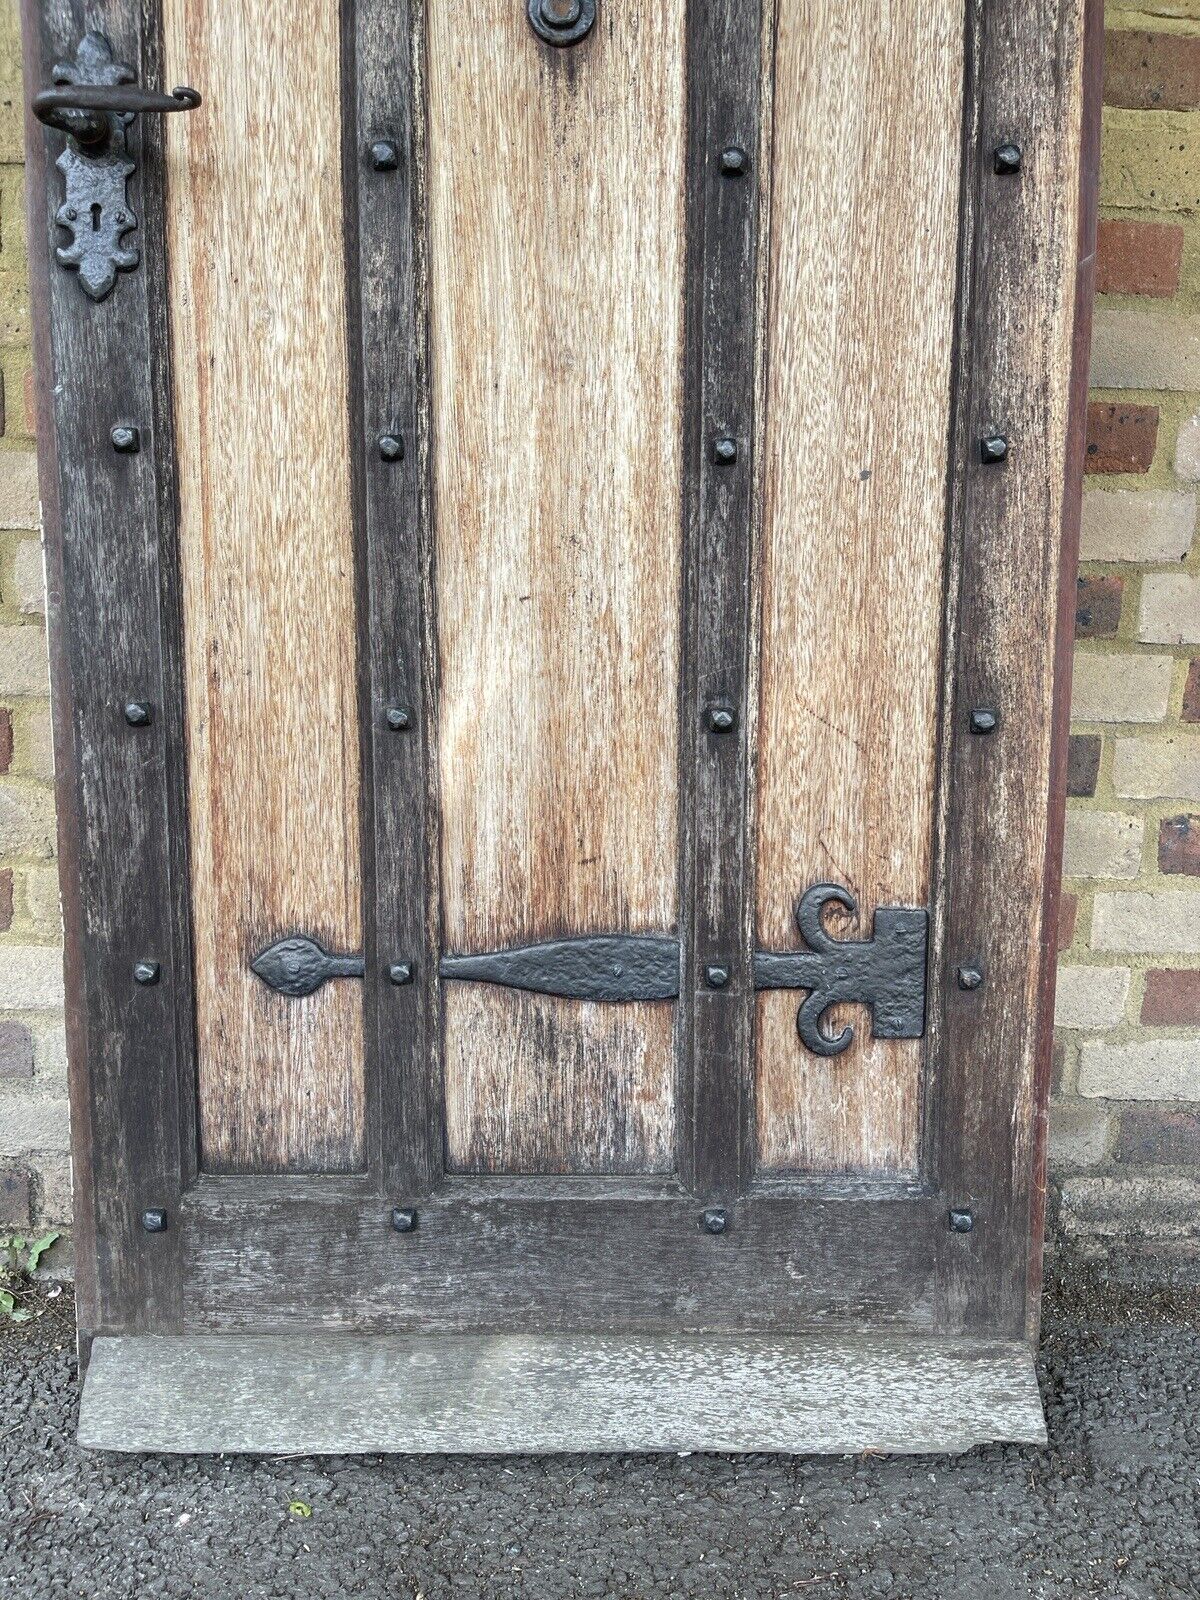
[26,0,1099,1451]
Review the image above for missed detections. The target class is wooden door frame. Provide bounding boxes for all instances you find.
[24,0,1103,1356]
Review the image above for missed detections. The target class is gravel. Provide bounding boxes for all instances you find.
[2,1248,1199,1599]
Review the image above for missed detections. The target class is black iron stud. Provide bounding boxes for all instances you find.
[719,146,749,176]
[527,0,595,45]
[133,960,161,986]
[969,707,998,735]
[385,705,413,732]
[391,1207,418,1233]
[993,142,1022,175]
[701,1208,729,1235]
[712,435,738,465]
[141,1208,168,1234]
[378,433,405,462]
[123,701,153,727]
[707,704,737,733]
[956,964,984,992]
[705,964,731,990]
[389,961,415,987]
[948,1208,975,1233]
[370,139,399,171]
[111,424,140,454]
[980,435,1009,464]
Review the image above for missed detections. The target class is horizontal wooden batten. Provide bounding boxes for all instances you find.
[179,1188,944,1333]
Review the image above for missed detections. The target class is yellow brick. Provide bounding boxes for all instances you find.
[1102,111,1200,212]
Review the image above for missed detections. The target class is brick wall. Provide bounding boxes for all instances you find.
[1,3,1198,1255]
[1051,1,1200,1244]
[0,0,70,1253]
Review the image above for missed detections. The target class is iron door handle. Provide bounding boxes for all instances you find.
[33,84,201,150]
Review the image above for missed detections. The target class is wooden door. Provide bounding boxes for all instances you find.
[26,0,1100,1453]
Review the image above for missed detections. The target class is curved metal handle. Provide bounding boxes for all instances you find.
[33,84,201,148]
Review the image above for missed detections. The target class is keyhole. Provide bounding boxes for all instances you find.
[90,203,102,233]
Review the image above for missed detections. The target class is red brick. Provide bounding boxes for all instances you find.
[1117,1106,1200,1165]
[1085,403,1158,475]
[1142,967,1200,1025]
[0,868,11,933]
[0,1169,31,1228]
[1105,28,1200,111]
[1067,734,1103,798]
[1075,574,1124,638]
[1096,219,1184,298]
[1184,660,1200,724]
[1058,891,1079,952]
[0,707,11,774]
[0,1020,33,1079]
[1159,814,1200,876]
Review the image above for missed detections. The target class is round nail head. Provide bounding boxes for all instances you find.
[712,436,738,465]
[111,425,140,454]
[389,961,415,986]
[378,433,404,462]
[141,1208,168,1234]
[386,705,412,732]
[124,701,152,727]
[970,707,998,736]
[370,140,399,171]
[705,964,731,990]
[701,1208,729,1235]
[134,960,161,987]
[392,1207,418,1233]
[708,705,736,733]
[720,146,749,176]
[980,435,1009,464]
[948,1208,974,1233]
[957,965,984,992]
[993,142,1022,175]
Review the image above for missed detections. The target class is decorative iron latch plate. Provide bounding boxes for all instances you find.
[753,883,929,1057]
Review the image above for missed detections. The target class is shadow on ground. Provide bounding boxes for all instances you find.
[1,1248,1198,1599]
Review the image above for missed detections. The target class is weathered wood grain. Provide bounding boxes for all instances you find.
[679,0,765,1200]
[80,1332,1045,1454]
[754,0,966,1175]
[444,992,674,1174]
[182,1184,940,1333]
[931,0,1091,1337]
[27,0,192,1337]
[428,0,687,1174]
[163,0,365,1172]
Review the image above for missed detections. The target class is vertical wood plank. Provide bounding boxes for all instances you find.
[163,0,365,1172]
[679,0,765,1200]
[754,0,966,1176]
[27,0,191,1331]
[429,2,687,1175]
[932,0,1089,1335]
[350,0,439,1200]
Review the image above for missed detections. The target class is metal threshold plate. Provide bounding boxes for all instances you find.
[79,1332,1045,1455]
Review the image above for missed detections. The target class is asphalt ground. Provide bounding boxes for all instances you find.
[1,1247,1198,1599]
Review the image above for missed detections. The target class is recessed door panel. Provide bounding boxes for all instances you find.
[429,2,687,1175]
[754,0,966,1176]
[163,0,365,1174]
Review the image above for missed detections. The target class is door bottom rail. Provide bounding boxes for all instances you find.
[249,884,929,1055]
